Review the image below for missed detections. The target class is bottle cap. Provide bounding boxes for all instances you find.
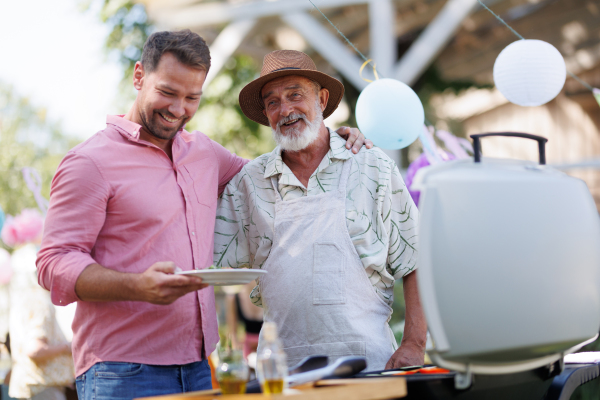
[263,321,278,342]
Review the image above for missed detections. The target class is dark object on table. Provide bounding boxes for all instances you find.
[286,356,367,387]
[348,361,600,399]
[246,355,329,393]
[289,355,329,375]
[545,362,600,400]
[246,355,366,393]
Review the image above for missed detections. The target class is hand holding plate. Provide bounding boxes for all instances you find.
[136,261,208,305]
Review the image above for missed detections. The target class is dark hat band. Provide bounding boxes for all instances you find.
[271,67,301,72]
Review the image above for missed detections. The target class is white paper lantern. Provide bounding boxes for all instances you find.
[493,39,566,107]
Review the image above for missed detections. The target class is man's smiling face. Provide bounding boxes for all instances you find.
[134,52,206,143]
[261,75,323,135]
[261,75,328,151]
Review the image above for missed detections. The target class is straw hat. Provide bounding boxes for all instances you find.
[239,50,345,126]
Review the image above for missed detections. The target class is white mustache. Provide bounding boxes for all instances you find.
[277,113,307,129]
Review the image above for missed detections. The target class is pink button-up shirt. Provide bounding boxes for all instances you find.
[37,115,247,376]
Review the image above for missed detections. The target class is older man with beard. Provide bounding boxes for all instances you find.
[214,50,427,371]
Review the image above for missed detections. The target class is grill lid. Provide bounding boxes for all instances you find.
[413,133,600,379]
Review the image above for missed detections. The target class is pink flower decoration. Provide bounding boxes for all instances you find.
[1,209,44,247]
[405,151,456,207]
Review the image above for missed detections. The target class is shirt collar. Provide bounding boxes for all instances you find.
[328,128,354,161]
[106,115,143,140]
[263,128,353,179]
[106,114,190,142]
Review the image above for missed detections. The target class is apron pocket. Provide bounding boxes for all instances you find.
[285,341,366,367]
[313,242,345,305]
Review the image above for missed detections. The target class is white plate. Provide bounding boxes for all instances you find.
[175,269,267,286]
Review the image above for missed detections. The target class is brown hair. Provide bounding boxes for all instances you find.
[141,30,211,73]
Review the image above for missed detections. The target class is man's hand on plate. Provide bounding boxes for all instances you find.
[336,126,373,154]
[136,261,208,305]
[385,341,426,370]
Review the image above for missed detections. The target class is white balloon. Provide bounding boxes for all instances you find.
[355,78,424,150]
[493,39,566,107]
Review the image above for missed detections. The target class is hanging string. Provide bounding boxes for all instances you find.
[567,71,595,92]
[308,0,384,78]
[476,0,525,40]
[308,0,444,154]
[476,0,597,94]
[310,0,596,94]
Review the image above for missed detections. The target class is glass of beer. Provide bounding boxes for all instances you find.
[216,349,249,395]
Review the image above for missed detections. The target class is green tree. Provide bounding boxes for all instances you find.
[187,55,274,159]
[91,1,273,158]
[86,0,153,108]
[0,84,79,218]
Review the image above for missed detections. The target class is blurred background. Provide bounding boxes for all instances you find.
[0,0,599,398]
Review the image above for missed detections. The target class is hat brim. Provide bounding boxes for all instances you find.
[239,69,345,127]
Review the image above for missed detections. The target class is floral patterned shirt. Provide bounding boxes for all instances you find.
[214,130,418,306]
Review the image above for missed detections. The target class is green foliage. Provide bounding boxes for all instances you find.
[85,0,153,108]
[0,84,79,218]
[414,66,492,131]
[188,56,275,159]
[390,279,406,343]
[90,1,273,158]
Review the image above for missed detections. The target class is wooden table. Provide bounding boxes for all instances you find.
[136,377,407,400]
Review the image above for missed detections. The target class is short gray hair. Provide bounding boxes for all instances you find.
[310,80,321,95]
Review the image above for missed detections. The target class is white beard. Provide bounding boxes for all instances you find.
[271,100,323,152]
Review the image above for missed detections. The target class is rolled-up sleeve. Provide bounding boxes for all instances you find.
[36,152,110,306]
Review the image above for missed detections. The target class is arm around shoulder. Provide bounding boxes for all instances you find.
[208,138,249,194]
[214,179,252,269]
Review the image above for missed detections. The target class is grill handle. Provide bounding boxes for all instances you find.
[470,132,548,165]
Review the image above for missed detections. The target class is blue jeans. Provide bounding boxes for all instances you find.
[75,360,212,400]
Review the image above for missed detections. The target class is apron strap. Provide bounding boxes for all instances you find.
[270,156,354,201]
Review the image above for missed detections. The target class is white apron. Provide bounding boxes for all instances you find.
[257,159,397,372]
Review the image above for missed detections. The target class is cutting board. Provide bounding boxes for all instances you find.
[136,377,406,400]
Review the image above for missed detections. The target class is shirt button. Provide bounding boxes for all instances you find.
[192,232,195,236]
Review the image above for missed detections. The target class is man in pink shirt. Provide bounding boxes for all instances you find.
[37,30,369,400]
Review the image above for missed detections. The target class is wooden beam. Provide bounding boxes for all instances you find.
[281,12,369,90]
[436,0,599,82]
[369,0,402,167]
[151,0,369,29]
[394,0,481,85]
[369,0,396,77]
[394,0,446,39]
[204,19,257,88]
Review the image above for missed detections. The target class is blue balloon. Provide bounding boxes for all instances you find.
[0,206,4,233]
[356,78,424,150]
